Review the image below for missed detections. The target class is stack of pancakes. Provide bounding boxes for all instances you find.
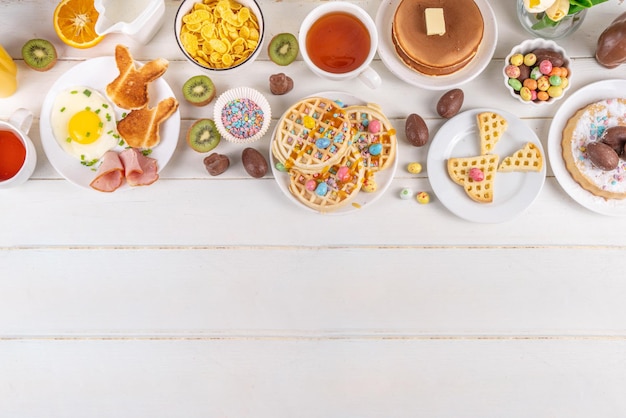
[392,0,484,76]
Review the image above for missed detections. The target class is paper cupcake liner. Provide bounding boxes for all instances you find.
[213,87,272,144]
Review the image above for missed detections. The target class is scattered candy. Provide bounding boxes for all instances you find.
[362,177,377,192]
[369,143,382,156]
[315,182,328,196]
[523,53,536,67]
[407,162,422,174]
[336,166,351,182]
[416,191,430,204]
[539,59,553,75]
[510,53,524,66]
[221,98,264,139]
[505,64,520,79]
[368,119,381,133]
[303,115,316,129]
[468,167,484,182]
[305,179,317,191]
[400,188,412,200]
[315,138,330,149]
[508,78,522,91]
[275,162,287,172]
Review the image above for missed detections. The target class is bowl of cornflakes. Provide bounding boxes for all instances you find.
[175,0,265,73]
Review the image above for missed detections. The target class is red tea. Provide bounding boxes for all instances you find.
[305,12,371,74]
[0,130,26,181]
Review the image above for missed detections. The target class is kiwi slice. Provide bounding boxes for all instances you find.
[268,33,298,66]
[186,119,221,153]
[182,75,216,106]
[22,39,57,72]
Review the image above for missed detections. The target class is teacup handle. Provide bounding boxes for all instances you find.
[358,67,382,89]
[8,108,33,135]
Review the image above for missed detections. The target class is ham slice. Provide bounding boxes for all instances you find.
[89,151,125,192]
[119,148,159,186]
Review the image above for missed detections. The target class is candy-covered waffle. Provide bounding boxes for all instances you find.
[272,96,352,173]
[344,104,397,175]
[288,147,365,212]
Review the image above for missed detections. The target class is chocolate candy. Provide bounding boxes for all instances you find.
[532,48,565,67]
[436,88,464,118]
[269,73,294,95]
[203,153,230,176]
[587,141,619,171]
[601,126,626,155]
[405,113,429,146]
[241,147,268,178]
[596,12,626,69]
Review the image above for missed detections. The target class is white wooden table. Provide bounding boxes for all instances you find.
[2,0,626,416]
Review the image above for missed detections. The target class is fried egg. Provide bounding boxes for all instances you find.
[50,86,120,165]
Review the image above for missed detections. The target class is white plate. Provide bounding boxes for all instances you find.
[40,56,180,191]
[269,92,398,215]
[427,108,546,223]
[375,0,497,90]
[548,79,626,216]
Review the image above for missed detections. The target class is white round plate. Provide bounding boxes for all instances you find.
[40,56,180,191]
[427,108,546,223]
[548,79,626,216]
[375,0,497,90]
[269,92,398,215]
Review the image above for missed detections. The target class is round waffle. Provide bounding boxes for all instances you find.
[288,146,365,212]
[344,104,397,175]
[272,97,353,173]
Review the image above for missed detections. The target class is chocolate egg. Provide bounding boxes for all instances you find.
[587,141,619,171]
[596,12,626,69]
[600,125,626,155]
[405,113,429,147]
[532,48,565,67]
[436,88,464,118]
[242,147,268,178]
[204,153,230,176]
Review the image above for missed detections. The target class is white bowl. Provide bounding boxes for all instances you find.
[174,0,265,74]
[503,38,572,106]
[213,87,271,144]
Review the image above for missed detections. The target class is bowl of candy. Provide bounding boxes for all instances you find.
[174,0,265,73]
[214,87,271,143]
[503,38,572,105]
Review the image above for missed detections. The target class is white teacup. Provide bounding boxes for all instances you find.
[0,108,36,189]
[299,2,381,89]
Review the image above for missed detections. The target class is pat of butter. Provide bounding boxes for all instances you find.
[425,8,446,36]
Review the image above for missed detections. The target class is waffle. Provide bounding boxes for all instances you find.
[272,97,353,173]
[343,104,397,175]
[447,154,500,203]
[498,142,543,172]
[477,112,508,155]
[288,147,365,212]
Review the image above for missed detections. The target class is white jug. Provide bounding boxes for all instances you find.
[94,0,165,45]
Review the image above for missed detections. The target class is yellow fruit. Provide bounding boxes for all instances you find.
[546,0,571,22]
[53,0,104,49]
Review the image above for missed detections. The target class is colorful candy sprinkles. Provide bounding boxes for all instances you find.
[221,98,264,139]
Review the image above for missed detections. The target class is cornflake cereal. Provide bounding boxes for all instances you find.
[180,0,260,69]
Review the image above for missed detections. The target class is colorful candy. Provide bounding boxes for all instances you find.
[407,162,422,174]
[468,167,484,182]
[506,49,569,104]
[400,188,412,200]
[221,98,264,139]
[416,191,430,204]
[368,119,381,133]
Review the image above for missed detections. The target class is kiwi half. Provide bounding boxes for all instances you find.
[268,33,298,66]
[22,39,57,72]
[186,119,221,153]
[182,75,216,106]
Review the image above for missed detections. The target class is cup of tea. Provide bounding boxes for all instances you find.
[0,108,37,189]
[299,2,381,89]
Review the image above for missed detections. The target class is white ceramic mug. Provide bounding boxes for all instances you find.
[299,2,381,89]
[0,108,36,189]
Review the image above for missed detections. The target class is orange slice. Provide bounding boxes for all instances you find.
[53,0,104,49]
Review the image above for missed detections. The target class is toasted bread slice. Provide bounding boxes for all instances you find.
[498,142,543,172]
[477,112,508,155]
[117,97,179,149]
[447,154,499,203]
[106,45,169,110]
